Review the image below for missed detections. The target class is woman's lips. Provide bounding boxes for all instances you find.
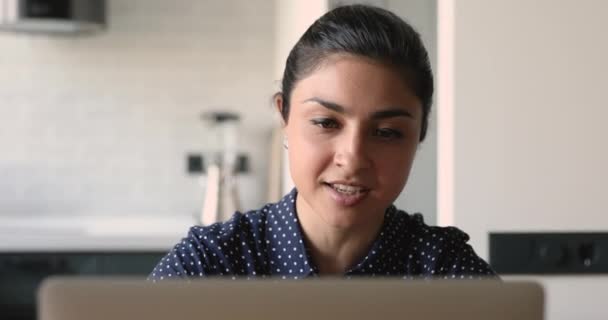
[323,182,370,207]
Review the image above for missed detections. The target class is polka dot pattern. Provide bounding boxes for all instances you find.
[148,189,497,282]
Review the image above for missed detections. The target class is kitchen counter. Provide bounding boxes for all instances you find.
[0,215,196,252]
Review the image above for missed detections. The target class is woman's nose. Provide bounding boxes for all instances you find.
[333,130,372,173]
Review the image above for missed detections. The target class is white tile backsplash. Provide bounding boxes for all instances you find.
[0,0,276,218]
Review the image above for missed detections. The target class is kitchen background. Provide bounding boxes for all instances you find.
[0,0,277,217]
[1,0,436,318]
[1,0,607,320]
[0,0,436,224]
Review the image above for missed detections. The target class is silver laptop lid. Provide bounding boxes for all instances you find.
[38,277,544,320]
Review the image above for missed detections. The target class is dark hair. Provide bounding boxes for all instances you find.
[278,4,434,142]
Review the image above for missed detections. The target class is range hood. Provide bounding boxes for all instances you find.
[0,0,105,34]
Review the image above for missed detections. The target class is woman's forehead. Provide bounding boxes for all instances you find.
[291,55,422,116]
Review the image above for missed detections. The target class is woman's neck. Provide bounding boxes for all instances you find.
[295,195,385,275]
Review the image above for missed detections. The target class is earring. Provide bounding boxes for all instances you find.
[283,137,288,149]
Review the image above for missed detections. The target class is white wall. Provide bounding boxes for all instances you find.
[447,0,608,265]
[0,0,276,218]
[440,0,608,319]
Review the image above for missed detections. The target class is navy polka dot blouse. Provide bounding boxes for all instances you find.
[149,189,497,281]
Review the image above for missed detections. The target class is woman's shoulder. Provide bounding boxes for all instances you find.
[390,207,497,278]
[390,207,471,244]
[192,190,297,236]
[185,190,297,244]
[186,203,275,244]
[148,200,286,280]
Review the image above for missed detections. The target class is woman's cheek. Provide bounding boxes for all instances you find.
[377,149,413,180]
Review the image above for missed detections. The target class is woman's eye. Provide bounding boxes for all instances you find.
[375,128,403,139]
[310,118,339,129]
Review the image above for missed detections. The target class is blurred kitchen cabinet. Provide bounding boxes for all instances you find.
[0,252,165,320]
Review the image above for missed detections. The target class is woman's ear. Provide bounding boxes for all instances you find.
[273,92,287,128]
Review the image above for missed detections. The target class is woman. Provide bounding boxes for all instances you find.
[149,4,496,281]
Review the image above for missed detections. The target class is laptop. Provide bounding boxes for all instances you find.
[38,277,544,320]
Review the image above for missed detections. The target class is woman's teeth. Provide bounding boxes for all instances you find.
[330,183,366,194]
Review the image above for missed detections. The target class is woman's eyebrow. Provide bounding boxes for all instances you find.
[371,109,414,120]
[303,97,413,119]
[303,97,344,113]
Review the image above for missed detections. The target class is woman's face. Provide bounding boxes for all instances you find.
[281,54,422,230]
